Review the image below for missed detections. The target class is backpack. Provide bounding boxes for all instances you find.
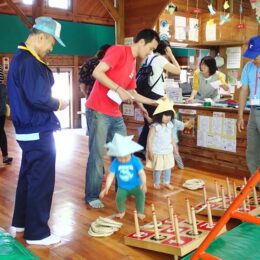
[136,55,164,97]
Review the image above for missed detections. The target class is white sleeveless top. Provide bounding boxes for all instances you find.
[151,121,174,154]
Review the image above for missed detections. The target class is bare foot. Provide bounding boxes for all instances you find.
[153,184,161,190]
[137,213,146,220]
[164,184,174,190]
[115,212,125,219]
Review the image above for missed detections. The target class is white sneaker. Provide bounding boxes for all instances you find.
[26,234,61,246]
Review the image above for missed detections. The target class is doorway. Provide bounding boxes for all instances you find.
[51,68,72,129]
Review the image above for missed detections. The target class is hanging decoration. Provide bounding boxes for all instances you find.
[167,2,176,15]
[236,0,245,29]
[159,20,170,40]
[207,18,215,26]
[193,0,201,14]
[185,0,190,18]
[208,0,216,15]
[220,13,231,25]
[250,0,260,24]
[220,0,231,25]
[223,1,230,10]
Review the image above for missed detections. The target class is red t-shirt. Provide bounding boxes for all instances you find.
[86,45,136,117]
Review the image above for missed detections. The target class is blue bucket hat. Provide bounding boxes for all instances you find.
[33,16,65,47]
[243,35,260,59]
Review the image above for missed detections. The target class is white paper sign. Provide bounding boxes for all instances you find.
[175,16,186,41]
[226,47,241,69]
[206,23,216,41]
[188,18,199,42]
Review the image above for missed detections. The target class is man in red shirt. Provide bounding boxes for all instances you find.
[85,29,160,208]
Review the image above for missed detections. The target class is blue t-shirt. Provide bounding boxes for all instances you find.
[241,62,260,99]
[109,155,143,190]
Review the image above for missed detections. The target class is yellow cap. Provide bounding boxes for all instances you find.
[153,98,175,115]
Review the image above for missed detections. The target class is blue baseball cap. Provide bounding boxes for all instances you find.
[33,16,65,47]
[243,35,260,59]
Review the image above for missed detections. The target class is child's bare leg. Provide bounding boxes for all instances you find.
[163,183,174,190]
[153,184,161,189]
[163,169,173,190]
[153,170,161,189]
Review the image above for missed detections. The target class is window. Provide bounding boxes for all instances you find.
[47,0,71,10]
[22,0,33,5]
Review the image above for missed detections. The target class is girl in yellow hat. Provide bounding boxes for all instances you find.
[146,99,177,190]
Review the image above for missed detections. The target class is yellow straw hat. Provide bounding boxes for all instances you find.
[153,98,175,115]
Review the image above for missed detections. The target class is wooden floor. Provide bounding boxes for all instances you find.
[0,120,246,259]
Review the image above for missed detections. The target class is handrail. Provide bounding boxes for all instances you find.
[191,169,260,260]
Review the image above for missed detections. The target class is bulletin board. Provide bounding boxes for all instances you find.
[197,112,237,152]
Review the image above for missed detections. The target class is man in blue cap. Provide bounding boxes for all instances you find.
[7,16,68,245]
[238,35,260,184]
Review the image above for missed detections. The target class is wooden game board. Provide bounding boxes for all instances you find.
[124,218,226,258]
[194,196,260,217]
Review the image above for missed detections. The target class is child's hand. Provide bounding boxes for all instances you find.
[99,188,107,199]
[141,184,147,193]
[184,119,193,129]
[147,150,153,161]
[146,116,153,124]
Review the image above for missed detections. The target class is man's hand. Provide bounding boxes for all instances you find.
[59,99,69,110]
[237,116,244,132]
[185,97,194,103]
[117,87,133,104]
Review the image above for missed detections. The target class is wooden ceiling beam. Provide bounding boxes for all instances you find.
[32,0,44,23]
[98,0,125,44]
[0,2,7,7]
[99,0,120,21]
[4,0,32,28]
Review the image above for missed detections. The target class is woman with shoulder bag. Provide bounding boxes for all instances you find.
[136,40,181,159]
[0,80,13,164]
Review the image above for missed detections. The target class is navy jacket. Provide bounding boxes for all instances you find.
[7,43,60,134]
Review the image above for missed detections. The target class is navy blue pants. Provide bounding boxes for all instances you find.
[12,132,56,240]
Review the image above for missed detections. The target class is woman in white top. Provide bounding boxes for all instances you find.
[136,40,181,158]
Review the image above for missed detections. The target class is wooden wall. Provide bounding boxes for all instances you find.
[0,0,259,129]
[125,0,257,37]
[0,0,114,25]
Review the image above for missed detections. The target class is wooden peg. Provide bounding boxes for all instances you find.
[170,204,175,231]
[185,198,192,224]
[203,185,207,204]
[152,211,159,240]
[253,187,258,206]
[191,207,198,235]
[226,177,231,199]
[134,210,140,237]
[174,213,181,244]
[214,180,219,198]
[206,200,213,228]
[221,185,227,209]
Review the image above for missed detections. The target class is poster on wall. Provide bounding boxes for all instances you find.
[188,18,199,42]
[197,114,237,152]
[175,16,186,41]
[180,115,195,136]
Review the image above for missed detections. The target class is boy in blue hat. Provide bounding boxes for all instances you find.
[238,35,260,185]
[99,133,147,220]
